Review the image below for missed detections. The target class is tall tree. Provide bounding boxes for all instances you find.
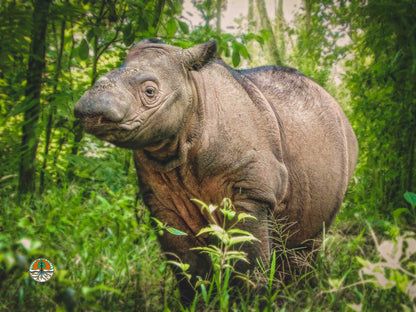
[256,0,282,65]
[0,1,33,179]
[275,0,286,60]
[287,0,334,87]
[215,0,223,33]
[318,0,416,214]
[69,0,169,177]
[248,0,255,31]
[69,0,128,175]
[18,0,51,194]
[40,8,67,192]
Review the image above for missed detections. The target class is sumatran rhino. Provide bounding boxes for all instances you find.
[74,39,358,301]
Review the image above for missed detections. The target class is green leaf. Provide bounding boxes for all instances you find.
[355,256,369,267]
[12,97,37,116]
[172,1,182,14]
[269,251,276,287]
[178,21,189,34]
[191,246,221,257]
[231,40,240,52]
[78,39,89,60]
[86,29,95,42]
[239,44,249,59]
[232,40,249,60]
[393,208,411,220]
[225,47,231,57]
[195,280,210,288]
[245,33,264,46]
[123,23,132,37]
[232,51,240,67]
[167,260,190,272]
[237,213,257,222]
[122,23,134,46]
[196,227,216,236]
[82,285,121,296]
[166,19,178,37]
[404,192,416,209]
[227,228,255,236]
[210,224,226,234]
[166,227,188,236]
[221,208,236,220]
[191,198,210,211]
[151,217,164,228]
[221,33,235,42]
[390,270,408,293]
[96,195,111,208]
[229,235,258,247]
[259,29,272,41]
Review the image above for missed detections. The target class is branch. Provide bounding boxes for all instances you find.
[96,3,128,61]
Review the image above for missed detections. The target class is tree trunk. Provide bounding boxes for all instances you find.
[275,0,285,58]
[256,0,283,65]
[248,0,255,32]
[216,0,223,33]
[40,16,66,192]
[18,0,51,194]
[302,0,312,33]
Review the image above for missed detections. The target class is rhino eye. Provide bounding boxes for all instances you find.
[140,81,160,107]
[145,87,155,97]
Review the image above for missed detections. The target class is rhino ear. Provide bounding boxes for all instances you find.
[183,40,217,71]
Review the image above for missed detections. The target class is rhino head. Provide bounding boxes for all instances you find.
[74,39,217,149]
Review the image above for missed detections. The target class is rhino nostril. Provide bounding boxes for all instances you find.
[74,103,99,120]
[97,116,113,124]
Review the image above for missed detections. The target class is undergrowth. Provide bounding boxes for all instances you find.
[1,171,415,311]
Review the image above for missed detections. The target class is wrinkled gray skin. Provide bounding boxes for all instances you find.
[75,39,358,302]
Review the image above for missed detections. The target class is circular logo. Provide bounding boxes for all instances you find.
[29,258,54,282]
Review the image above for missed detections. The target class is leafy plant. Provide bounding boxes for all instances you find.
[167,198,258,311]
[257,250,280,311]
[353,227,416,311]
[152,217,188,237]
[393,192,416,224]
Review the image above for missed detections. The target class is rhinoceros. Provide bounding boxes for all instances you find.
[74,39,358,301]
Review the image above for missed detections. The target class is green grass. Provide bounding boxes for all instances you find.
[0,179,178,311]
[1,173,415,311]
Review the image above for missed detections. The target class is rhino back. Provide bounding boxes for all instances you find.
[242,66,358,245]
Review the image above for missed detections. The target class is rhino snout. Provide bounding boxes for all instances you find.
[74,91,130,123]
[75,74,135,122]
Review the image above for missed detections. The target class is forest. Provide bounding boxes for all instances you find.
[0,0,415,311]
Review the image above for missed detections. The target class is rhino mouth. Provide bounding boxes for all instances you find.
[83,116,119,133]
[82,116,140,144]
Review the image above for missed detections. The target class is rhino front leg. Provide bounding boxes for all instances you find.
[161,235,211,305]
[151,208,211,304]
[231,199,272,277]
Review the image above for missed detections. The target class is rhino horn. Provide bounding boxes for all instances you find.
[182,40,217,71]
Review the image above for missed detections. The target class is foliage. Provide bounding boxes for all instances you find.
[1,0,416,311]
[0,173,174,311]
[2,185,416,311]
[333,0,416,216]
[354,229,416,311]
[191,198,259,311]
[286,0,342,88]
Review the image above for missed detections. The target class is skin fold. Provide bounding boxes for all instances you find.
[74,39,358,302]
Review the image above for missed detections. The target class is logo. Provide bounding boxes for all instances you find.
[29,258,54,282]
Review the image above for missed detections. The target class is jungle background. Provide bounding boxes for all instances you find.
[1,0,416,311]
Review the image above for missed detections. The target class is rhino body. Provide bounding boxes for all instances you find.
[75,40,358,301]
